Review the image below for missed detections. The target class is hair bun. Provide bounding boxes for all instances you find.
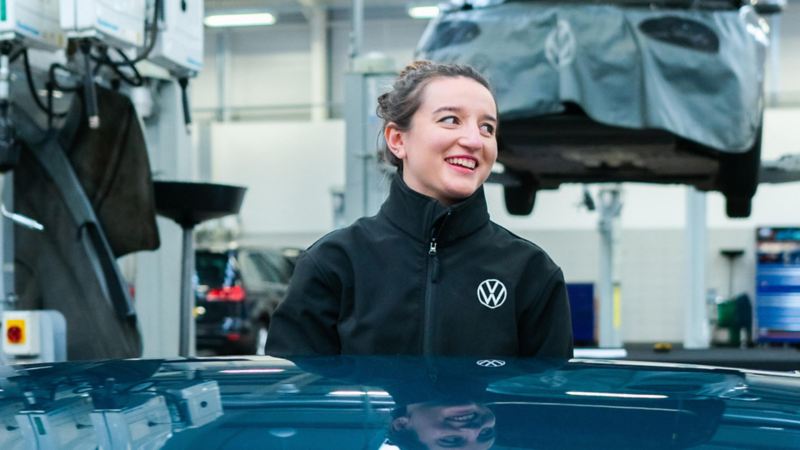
[398,60,433,79]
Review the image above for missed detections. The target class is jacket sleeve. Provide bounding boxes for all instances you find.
[519,268,574,358]
[265,251,341,356]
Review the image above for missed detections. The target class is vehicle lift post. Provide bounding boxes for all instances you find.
[684,188,710,349]
[597,185,623,348]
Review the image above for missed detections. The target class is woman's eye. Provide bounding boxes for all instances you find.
[437,436,466,447]
[439,116,458,125]
[481,123,495,135]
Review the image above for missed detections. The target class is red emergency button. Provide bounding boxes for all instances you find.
[5,319,26,345]
[7,325,22,343]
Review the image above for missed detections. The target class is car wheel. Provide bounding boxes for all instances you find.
[725,196,752,218]
[718,123,762,219]
[504,179,537,215]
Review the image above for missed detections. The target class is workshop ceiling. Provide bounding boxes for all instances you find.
[205,0,415,12]
[204,0,417,21]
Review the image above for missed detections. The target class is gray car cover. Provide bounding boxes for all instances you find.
[416,1,769,152]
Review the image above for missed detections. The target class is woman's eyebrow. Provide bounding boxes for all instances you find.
[432,106,462,115]
[432,106,497,123]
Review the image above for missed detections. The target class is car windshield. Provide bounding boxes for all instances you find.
[196,251,236,288]
[247,251,292,284]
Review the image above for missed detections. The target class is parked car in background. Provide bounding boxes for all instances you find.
[417,0,784,218]
[194,245,299,355]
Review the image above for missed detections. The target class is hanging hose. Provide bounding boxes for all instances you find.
[79,39,100,129]
[178,76,192,127]
[0,42,18,171]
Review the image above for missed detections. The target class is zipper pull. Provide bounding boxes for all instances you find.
[429,238,439,282]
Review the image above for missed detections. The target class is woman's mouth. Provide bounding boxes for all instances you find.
[445,157,477,170]
[447,412,478,422]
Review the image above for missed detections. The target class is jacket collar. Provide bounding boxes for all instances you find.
[379,174,490,244]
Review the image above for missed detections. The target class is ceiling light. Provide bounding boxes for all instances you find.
[408,5,439,19]
[204,12,276,28]
[566,391,668,399]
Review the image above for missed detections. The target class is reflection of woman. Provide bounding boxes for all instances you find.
[267,61,573,357]
[387,402,496,450]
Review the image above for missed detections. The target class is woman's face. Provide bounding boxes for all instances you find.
[386,76,498,205]
[393,402,497,450]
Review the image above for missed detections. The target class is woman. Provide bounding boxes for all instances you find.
[266,61,572,357]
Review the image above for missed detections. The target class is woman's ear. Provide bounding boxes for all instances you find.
[391,417,410,431]
[385,123,406,161]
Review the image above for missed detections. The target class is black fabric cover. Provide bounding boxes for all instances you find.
[14,87,159,360]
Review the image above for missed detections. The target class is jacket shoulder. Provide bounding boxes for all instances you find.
[487,222,561,273]
[304,216,383,261]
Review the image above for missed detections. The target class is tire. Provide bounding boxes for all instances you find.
[718,123,762,219]
[725,196,752,218]
[503,169,539,216]
[503,172,538,215]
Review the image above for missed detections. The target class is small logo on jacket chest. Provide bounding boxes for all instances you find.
[477,279,507,309]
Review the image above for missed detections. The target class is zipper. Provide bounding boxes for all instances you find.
[422,211,451,355]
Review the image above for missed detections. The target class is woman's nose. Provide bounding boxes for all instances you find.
[458,125,483,150]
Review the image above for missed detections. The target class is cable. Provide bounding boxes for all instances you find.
[91,45,144,87]
[9,46,24,63]
[108,48,144,86]
[99,0,163,68]
[48,64,81,92]
[22,49,69,119]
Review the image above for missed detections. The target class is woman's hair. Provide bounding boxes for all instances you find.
[376,60,495,168]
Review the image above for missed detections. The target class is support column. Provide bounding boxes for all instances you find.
[309,4,328,121]
[684,187,710,349]
[598,185,623,348]
[216,30,232,122]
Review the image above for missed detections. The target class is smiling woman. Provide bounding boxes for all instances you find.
[266,61,573,358]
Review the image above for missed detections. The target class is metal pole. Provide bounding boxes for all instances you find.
[684,187,709,349]
[350,0,364,63]
[178,227,195,357]
[598,185,622,348]
[766,15,781,106]
[216,31,231,122]
[310,4,329,121]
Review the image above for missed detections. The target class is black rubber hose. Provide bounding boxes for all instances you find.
[99,0,162,67]
[22,49,69,119]
[79,39,100,129]
[178,76,191,126]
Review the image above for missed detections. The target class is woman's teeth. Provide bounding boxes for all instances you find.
[448,413,477,421]
[446,157,476,169]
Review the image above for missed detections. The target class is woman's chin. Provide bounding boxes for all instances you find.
[441,183,481,203]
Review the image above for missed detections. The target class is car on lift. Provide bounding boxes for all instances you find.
[416,0,784,218]
[194,245,299,355]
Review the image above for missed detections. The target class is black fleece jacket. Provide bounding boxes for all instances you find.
[266,176,573,357]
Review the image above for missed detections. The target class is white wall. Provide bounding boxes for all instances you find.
[209,121,345,233]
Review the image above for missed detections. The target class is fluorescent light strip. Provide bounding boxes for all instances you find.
[566,391,668,399]
[573,348,628,359]
[220,368,285,374]
[204,13,276,28]
[408,6,439,19]
[328,390,391,397]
